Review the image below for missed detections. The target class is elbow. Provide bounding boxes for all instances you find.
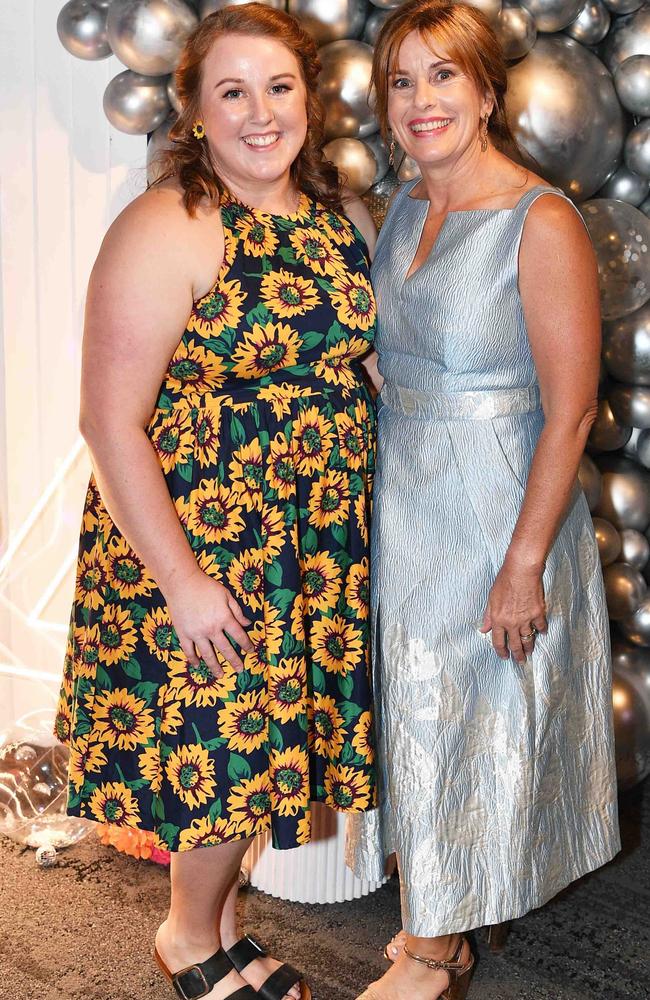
[79,407,100,447]
[578,398,599,442]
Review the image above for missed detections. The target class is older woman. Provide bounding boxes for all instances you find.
[54,5,379,999]
[348,2,620,998]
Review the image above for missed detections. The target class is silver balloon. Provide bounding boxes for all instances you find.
[637,428,650,468]
[624,425,642,460]
[200,0,284,12]
[619,599,650,646]
[615,56,650,118]
[612,642,650,701]
[57,0,112,60]
[588,398,632,451]
[147,115,176,183]
[625,120,650,182]
[642,196,650,218]
[323,138,377,195]
[598,164,650,207]
[603,301,650,386]
[603,561,647,619]
[167,74,182,113]
[506,37,625,201]
[593,516,622,565]
[602,0,643,12]
[362,132,390,185]
[107,0,198,76]
[620,528,650,569]
[595,455,650,531]
[319,41,377,140]
[519,0,583,32]
[602,6,650,74]
[287,0,367,45]
[363,7,390,44]
[565,0,610,45]
[611,663,650,788]
[465,0,502,23]
[580,200,650,320]
[103,70,171,134]
[496,6,537,60]
[396,147,421,183]
[578,453,602,510]
[609,384,650,429]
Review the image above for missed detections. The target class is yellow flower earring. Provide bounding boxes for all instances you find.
[192,119,205,140]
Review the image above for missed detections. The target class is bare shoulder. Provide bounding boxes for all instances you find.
[341,186,377,257]
[521,190,591,256]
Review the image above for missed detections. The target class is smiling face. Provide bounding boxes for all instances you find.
[387,30,492,171]
[199,33,308,194]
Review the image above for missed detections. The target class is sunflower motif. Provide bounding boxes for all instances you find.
[93,687,155,751]
[267,432,297,499]
[345,558,369,619]
[268,658,306,724]
[288,227,345,277]
[301,551,341,615]
[313,693,347,758]
[89,781,141,827]
[166,744,217,810]
[270,747,310,817]
[217,690,269,753]
[354,491,369,545]
[82,479,102,534]
[74,547,107,611]
[105,537,155,601]
[258,382,314,420]
[68,737,107,792]
[157,683,185,735]
[352,711,374,764]
[328,272,376,332]
[138,745,163,792]
[293,406,335,477]
[228,772,273,837]
[314,338,368,390]
[77,623,101,679]
[325,763,373,812]
[188,277,247,339]
[167,652,237,708]
[296,813,312,846]
[317,210,356,247]
[307,470,350,529]
[174,495,193,535]
[188,479,246,544]
[165,340,227,399]
[179,815,241,851]
[151,409,194,474]
[227,548,265,612]
[229,440,264,512]
[260,269,321,318]
[231,322,302,380]
[335,412,365,471]
[237,215,279,258]
[194,406,222,468]
[311,614,363,675]
[260,504,285,564]
[53,701,72,744]
[141,607,181,664]
[98,604,138,666]
[290,593,306,644]
[62,633,76,697]
[245,602,284,673]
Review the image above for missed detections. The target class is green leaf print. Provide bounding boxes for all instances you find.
[74,718,91,737]
[159,822,181,845]
[301,527,318,555]
[331,522,348,547]
[245,301,272,326]
[152,797,166,821]
[341,743,356,765]
[213,545,235,568]
[312,664,327,694]
[104,586,121,603]
[122,657,142,681]
[278,246,297,266]
[203,337,230,355]
[133,681,159,702]
[349,473,365,496]
[300,330,325,350]
[268,721,283,751]
[80,606,90,627]
[230,414,246,446]
[316,277,335,294]
[281,632,300,657]
[267,587,296,614]
[339,701,364,724]
[67,793,81,810]
[177,460,194,484]
[227,753,252,783]
[326,320,347,346]
[338,673,355,700]
[127,602,148,624]
[97,665,113,691]
[157,393,173,414]
[265,561,283,587]
[208,798,223,823]
[236,669,252,692]
[202,736,227,750]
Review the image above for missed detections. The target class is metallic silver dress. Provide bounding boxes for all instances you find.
[347,181,621,936]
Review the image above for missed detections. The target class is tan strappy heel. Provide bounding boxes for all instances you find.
[403,937,474,1000]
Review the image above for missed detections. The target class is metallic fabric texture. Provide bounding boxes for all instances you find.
[347,182,621,936]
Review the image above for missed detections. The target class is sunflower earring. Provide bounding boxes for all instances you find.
[192,119,205,140]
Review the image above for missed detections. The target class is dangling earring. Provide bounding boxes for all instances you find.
[479,113,489,152]
[388,131,396,168]
[192,119,205,140]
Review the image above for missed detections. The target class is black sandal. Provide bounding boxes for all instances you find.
[227,935,312,1000]
[155,945,260,1000]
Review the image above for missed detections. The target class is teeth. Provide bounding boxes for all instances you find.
[411,119,451,133]
[243,133,279,147]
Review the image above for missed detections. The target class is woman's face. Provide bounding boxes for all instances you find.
[199,33,308,191]
[387,31,491,170]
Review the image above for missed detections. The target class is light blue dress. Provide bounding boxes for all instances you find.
[347,181,621,936]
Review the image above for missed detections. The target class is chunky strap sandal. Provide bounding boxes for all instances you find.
[404,936,474,1000]
[227,935,312,1000]
[155,945,260,1000]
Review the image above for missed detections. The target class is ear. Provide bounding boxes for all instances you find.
[482,90,495,118]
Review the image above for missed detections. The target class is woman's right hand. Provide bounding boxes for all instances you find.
[164,569,254,676]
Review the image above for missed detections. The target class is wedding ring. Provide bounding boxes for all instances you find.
[520,628,537,641]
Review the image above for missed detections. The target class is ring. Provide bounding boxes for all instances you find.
[520,628,537,641]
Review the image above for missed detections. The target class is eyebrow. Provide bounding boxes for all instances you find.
[215,73,298,87]
[390,60,454,75]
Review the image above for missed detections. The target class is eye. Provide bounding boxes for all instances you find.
[436,69,454,82]
[270,83,291,94]
[391,77,411,89]
[223,88,243,99]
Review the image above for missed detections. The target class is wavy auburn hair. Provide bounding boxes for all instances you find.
[371,0,516,152]
[155,2,343,215]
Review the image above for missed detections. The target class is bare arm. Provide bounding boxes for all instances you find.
[482,195,600,663]
[343,190,384,393]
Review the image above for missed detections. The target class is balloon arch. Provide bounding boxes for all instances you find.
[57,0,650,789]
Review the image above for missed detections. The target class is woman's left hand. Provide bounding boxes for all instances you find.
[480,555,548,663]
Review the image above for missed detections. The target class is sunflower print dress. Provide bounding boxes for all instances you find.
[55,190,377,853]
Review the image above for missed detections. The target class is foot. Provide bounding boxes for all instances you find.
[155,921,251,1000]
[384,930,407,963]
[220,931,302,1000]
[364,937,472,1000]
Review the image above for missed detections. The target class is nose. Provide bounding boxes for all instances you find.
[249,89,273,125]
[413,77,436,111]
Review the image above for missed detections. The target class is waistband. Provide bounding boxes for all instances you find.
[379,383,542,420]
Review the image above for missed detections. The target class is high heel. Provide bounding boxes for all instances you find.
[403,937,474,1000]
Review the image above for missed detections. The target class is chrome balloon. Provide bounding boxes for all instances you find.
[611,666,650,788]
[363,7,390,44]
[107,0,198,77]
[580,199,650,320]
[578,453,602,510]
[624,426,642,460]
[620,527,650,569]
[593,516,622,566]
[602,0,643,12]
[603,561,647,619]
[103,70,171,134]
[147,115,176,183]
[167,74,182,113]
[506,37,625,201]
[619,601,650,647]
[595,455,650,531]
[496,5,537,61]
[615,55,650,118]
[588,399,631,451]
[396,148,421,183]
[598,164,650,207]
[319,40,377,140]
[609,384,650,429]
[625,120,650,181]
[637,428,650,468]
[363,132,391,185]
[287,0,367,45]
[57,0,111,60]
[603,302,650,386]
[200,0,284,12]
[519,0,583,32]
[602,5,650,74]
[565,0,610,46]
[465,0,502,23]
[323,138,377,195]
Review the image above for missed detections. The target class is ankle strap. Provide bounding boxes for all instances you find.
[404,937,470,974]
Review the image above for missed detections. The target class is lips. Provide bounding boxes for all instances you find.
[242,132,281,148]
[409,118,452,134]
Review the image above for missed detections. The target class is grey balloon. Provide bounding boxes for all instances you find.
[602,6,650,74]
[496,6,537,61]
[580,199,650,320]
[619,601,650,649]
[609,384,650,429]
[611,666,650,788]
[623,426,642,460]
[200,0,284,12]
[593,516,622,565]
[588,398,631,451]
[506,37,625,201]
[565,0,610,45]
[620,528,650,569]
[615,56,650,118]
[288,0,368,45]
[578,453,602,510]
[362,132,390,184]
[57,0,112,60]
[323,138,377,195]
[642,196,650,218]
[167,74,182,113]
[318,40,377,140]
[595,455,650,531]
[364,7,390,44]
[603,561,647,619]
[107,0,198,76]
[602,0,643,12]
[637,428,650,468]
[599,163,650,206]
[520,0,583,32]
[465,0,502,23]
[103,69,171,134]
[603,302,650,386]
[625,120,650,182]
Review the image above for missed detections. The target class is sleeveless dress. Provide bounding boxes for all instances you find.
[347,182,621,935]
[55,189,377,853]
